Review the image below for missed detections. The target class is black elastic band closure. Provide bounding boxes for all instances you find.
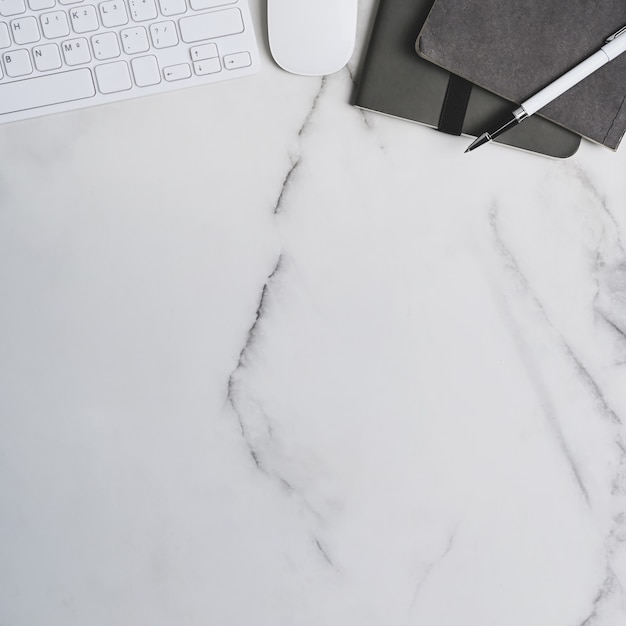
[438,75,473,135]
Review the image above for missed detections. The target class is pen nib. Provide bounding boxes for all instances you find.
[465,132,490,153]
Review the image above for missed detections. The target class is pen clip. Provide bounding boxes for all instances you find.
[606,25,626,42]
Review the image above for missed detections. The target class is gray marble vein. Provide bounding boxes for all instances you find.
[490,197,626,625]
[227,254,283,469]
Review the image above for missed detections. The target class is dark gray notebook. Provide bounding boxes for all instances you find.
[353,0,581,157]
[417,0,626,149]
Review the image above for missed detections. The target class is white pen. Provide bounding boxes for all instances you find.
[465,24,626,152]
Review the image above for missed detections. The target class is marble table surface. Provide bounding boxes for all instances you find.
[2,1,626,625]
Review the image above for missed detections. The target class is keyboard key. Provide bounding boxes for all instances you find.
[189,0,235,10]
[27,0,55,9]
[193,57,219,75]
[131,54,159,86]
[158,0,184,16]
[0,21,11,47]
[0,0,26,17]
[94,59,131,92]
[223,51,249,69]
[33,41,61,69]
[10,15,40,43]
[40,10,69,38]
[91,30,119,59]
[70,5,98,33]
[58,0,84,4]
[62,36,90,64]
[179,7,243,43]
[163,62,189,81]
[3,47,31,75]
[128,0,156,22]
[98,0,127,27]
[120,25,147,54]
[149,20,177,48]
[190,42,217,60]
[0,68,94,114]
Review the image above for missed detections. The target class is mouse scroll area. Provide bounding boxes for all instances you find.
[268,0,357,76]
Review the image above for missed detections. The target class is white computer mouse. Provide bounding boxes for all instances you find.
[268,0,358,76]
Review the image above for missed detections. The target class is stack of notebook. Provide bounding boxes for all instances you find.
[354,0,626,157]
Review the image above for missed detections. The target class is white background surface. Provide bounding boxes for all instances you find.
[2,1,626,625]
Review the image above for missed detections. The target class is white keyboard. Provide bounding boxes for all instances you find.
[0,0,259,124]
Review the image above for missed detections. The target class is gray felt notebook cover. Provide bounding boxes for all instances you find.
[354,0,580,157]
[417,0,626,150]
